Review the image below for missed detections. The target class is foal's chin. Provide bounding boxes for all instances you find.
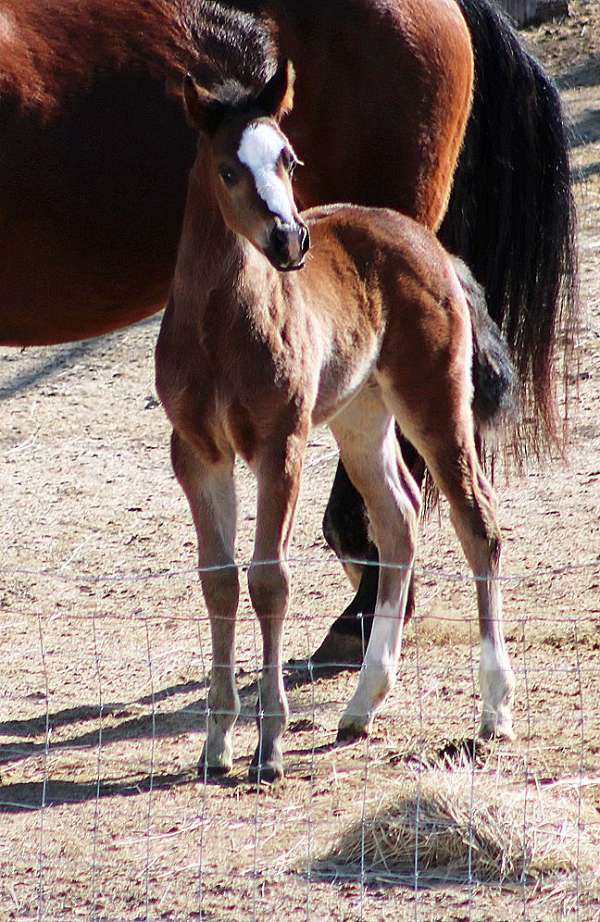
[264,250,306,273]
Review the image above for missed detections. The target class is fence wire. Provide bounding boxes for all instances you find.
[1,554,599,921]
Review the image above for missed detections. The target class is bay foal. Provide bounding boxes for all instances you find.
[156,63,516,782]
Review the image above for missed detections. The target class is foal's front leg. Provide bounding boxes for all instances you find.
[170,432,240,776]
[248,424,308,782]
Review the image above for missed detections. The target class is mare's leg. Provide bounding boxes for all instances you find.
[309,440,424,669]
[322,462,370,591]
[170,432,240,775]
[248,424,308,782]
[381,390,515,740]
[329,390,420,740]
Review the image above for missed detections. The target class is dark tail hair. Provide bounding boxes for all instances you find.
[452,256,516,433]
[439,0,578,458]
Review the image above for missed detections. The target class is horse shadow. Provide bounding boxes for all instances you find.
[555,54,600,91]
[573,161,600,183]
[0,678,493,814]
[0,314,162,401]
[0,669,342,811]
[569,108,600,149]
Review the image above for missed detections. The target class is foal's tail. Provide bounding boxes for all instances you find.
[440,0,578,457]
[452,256,516,436]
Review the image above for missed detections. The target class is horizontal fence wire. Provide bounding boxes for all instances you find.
[3,554,600,583]
[1,553,598,921]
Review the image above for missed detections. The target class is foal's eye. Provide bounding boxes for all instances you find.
[219,165,238,186]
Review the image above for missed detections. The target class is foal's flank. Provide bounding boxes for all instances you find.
[156,60,516,782]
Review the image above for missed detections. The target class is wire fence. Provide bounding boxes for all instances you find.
[1,554,599,921]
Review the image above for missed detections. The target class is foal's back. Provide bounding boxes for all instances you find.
[293,204,469,425]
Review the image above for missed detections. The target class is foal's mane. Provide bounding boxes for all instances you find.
[197,79,261,114]
[0,0,275,116]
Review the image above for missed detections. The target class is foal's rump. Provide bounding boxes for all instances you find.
[304,206,515,439]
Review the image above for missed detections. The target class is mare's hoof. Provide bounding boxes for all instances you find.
[309,629,365,667]
[286,630,365,686]
[248,759,284,784]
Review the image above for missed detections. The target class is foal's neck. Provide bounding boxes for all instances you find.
[173,156,279,319]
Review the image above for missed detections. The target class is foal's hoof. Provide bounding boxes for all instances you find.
[198,746,233,779]
[478,714,515,743]
[249,740,285,783]
[336,715,371,744]
[248,759,284,784]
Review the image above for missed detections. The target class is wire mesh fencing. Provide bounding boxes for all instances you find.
[1,553,599,921]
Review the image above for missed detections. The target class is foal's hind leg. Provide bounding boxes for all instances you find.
[329,388,421,740]
[171,432,240,775]
[434,451,515,739]
[382,391,515,741]
[248,422,308,782]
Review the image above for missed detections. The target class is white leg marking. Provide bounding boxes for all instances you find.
[348,600,403,712]
[479,636,515,740]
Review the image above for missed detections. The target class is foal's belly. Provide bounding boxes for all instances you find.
[312,344,380,428]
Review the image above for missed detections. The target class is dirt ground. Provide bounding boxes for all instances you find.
[1,3,599,920]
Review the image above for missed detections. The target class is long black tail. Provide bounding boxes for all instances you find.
[440,0,578,457]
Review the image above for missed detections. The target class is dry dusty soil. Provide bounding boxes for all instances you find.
[0,3,599,920]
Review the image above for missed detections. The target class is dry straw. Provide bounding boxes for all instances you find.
[316,770,599,889]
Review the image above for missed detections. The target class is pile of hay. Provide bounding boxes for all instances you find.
[317,770,599,888]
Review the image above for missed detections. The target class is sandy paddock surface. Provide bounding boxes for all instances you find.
[1,4,599,920]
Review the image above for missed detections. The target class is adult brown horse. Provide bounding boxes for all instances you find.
[0,1,576,657]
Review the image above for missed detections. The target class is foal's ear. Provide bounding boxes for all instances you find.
[254,60,295,121]
[183,74,223,135]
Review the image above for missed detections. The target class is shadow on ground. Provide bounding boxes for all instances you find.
[0,314,161,401]
[0,669,347,809]
[555,55,600,91]
[570,108,600,148]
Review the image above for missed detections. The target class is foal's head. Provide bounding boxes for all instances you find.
[183,61,309,271]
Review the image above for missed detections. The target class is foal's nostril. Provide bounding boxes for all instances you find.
[271,226,290,257]
[299,225,310,256]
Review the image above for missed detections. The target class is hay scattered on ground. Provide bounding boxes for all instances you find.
[317,770,599,889]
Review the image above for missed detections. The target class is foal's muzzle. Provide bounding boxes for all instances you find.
[267,220,310,271]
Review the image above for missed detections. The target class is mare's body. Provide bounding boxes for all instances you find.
[156,69,516,781]
[0,0,576,659]
[0,0,471,345]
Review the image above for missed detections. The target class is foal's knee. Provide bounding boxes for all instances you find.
[373,500,418,566]
[201,566,240,616]
[248,560,290,618]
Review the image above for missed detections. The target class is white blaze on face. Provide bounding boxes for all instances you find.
[237,123,295,224]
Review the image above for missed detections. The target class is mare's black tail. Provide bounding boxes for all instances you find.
[439,0,578,457]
